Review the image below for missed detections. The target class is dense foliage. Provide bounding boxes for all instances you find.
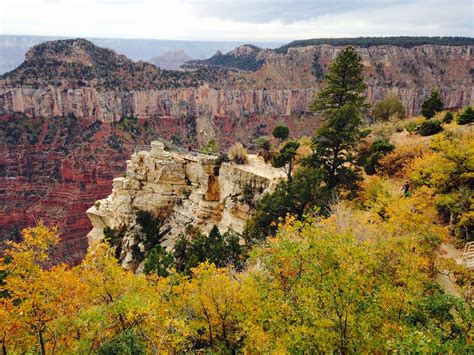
[1,183,472,353]
[408,132,474,240]
[174,226,243,274]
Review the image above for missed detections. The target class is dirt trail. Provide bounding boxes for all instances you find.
[436,241,465,297]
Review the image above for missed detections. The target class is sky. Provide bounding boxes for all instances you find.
[0,0,473,42]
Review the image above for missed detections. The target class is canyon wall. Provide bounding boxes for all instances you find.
[2,45,473,123]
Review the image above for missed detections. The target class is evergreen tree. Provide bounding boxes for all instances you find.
[244,167,328,242]
[421,88,444,118]
[143,245,174,277]
[272,140,300,182]
[307,46,368,191]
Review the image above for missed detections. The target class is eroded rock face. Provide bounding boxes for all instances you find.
[0,85,317,124]
[86,141,285,270]
[2,45,472,124]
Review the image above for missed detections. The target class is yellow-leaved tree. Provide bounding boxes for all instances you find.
[0,223,86,354]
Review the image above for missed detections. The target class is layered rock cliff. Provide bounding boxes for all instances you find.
[86,141,284,270]
[1,40,473,120]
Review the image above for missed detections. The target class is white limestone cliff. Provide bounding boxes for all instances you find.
[86,140,285,270]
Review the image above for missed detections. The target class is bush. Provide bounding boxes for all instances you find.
[378,142,425,178]
[228,142,248,164]
[272,125,289,140]
[97,330,145,355]
[408,132,474,240]
[443,111,453,123]
[419,120,442,136]
[215,153,230,165]
[202,138,219,154]
[373,93,406,121]
[405,121,418,134]
[255,136,273,162]
[456,106,474,125]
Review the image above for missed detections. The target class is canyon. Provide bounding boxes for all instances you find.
[0,38,473,262]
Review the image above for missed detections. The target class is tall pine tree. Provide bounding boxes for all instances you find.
[306,46,368,191]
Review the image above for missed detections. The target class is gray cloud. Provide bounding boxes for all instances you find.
[187,0,473,29]
[188,0,410,23]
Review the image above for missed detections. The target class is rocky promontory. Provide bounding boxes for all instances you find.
[87,141,284,270]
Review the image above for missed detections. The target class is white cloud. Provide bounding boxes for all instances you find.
[0,0,472,41]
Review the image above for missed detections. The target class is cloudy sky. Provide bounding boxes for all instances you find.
[1,0,472,41]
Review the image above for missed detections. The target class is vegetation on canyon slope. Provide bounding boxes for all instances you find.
[1,46,473,353]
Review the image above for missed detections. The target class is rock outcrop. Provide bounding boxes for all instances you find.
[86,141,284,270]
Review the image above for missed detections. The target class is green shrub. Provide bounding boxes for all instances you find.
[456,106,474,125]
[174,226,244,274]
[373,93,406,121]
[202,138,219,154]
[405,121,418,134]
[419,120,442,136]
[97,330,145,355]
[443,111,453,123]
[272,125,289,140]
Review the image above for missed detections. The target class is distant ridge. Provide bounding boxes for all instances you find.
[0,38,220,90]
[184,44,264,71]
[276,36,474,53]
[149,49,193,70]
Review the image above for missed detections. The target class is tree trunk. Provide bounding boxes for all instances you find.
[38,329,46,355]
